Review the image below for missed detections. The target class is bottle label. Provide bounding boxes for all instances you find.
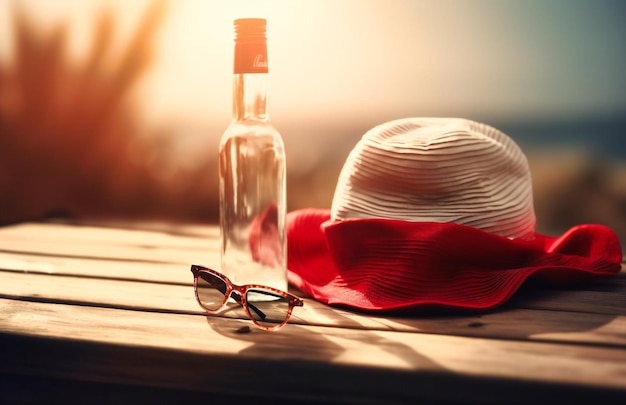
[234,41,268,74]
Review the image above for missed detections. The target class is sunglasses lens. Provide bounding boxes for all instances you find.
[196,271,228,311]
[245,289,291,328]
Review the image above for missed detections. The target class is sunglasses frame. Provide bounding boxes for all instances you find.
[190,264,303,331]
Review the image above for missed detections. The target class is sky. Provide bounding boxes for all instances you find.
[1,0,625,168]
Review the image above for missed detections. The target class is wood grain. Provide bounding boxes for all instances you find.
[2,258,626,347]
[2,299,626,404]
[0,221,625,403]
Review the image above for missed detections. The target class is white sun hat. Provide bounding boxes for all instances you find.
[330,117,536,239]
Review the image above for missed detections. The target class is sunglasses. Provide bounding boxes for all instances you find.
[190,264,304,331]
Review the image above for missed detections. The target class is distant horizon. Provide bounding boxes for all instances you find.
[172,111,626,174]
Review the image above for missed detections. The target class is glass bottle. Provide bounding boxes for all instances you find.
[218,18,287,291]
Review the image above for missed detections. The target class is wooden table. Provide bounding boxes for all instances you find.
[1,221,625,404]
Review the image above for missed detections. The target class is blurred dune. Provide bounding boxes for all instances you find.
[0,0,624,248]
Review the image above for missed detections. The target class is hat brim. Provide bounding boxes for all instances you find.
[286,209,622,311]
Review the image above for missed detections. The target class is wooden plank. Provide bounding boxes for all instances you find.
[0,270,199,313]
[0,252,193,285]
[0,222,218,253]
[506,277,626,315]
[2,270,626,348]
[0,222,218,244]
[0,222,219,271]
[1,299,626,404]
[0,234,217,267]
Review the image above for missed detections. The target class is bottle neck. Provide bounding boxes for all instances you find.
[232,25,270,123]
[232,73,269,122]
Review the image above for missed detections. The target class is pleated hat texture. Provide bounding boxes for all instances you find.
[330,117,536,239]
[286,117,623,311]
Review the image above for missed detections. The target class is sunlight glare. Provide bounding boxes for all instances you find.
[136,0,299,130]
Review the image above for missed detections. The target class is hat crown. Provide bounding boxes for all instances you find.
[330,117,536,239]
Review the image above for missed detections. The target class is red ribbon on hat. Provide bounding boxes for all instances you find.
[285,209,622,311]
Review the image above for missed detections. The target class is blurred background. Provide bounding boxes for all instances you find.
[0,0,624,244]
